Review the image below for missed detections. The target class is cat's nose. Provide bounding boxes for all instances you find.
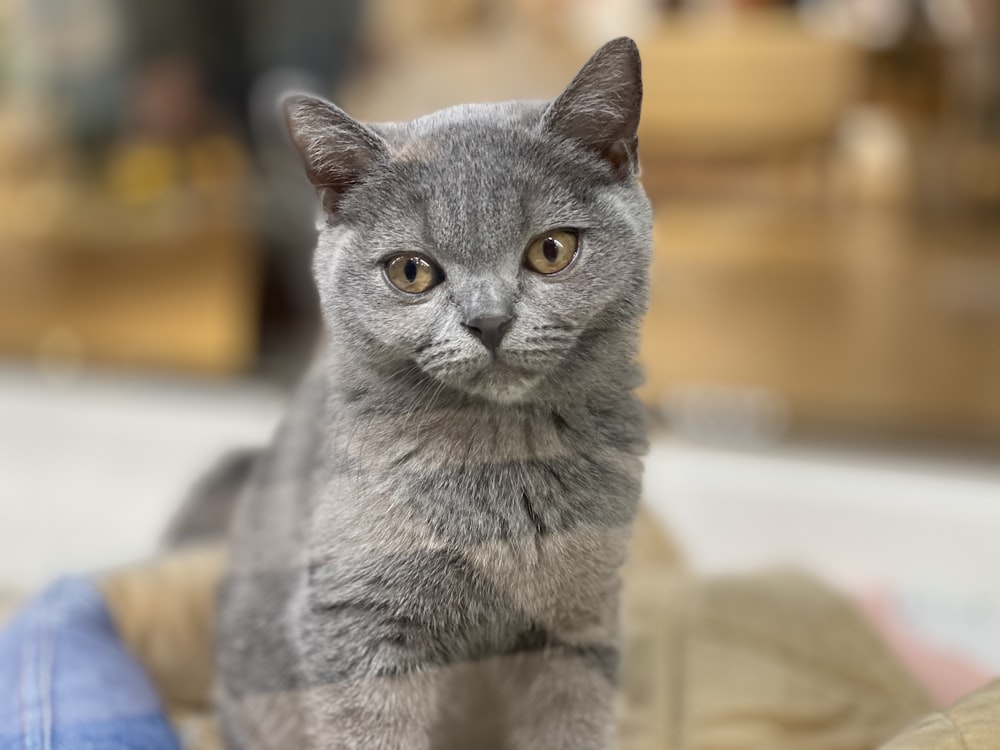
[464,315,513,355]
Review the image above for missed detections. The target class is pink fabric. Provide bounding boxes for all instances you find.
[857,592,994,706]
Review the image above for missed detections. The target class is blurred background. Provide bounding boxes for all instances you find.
[0,0,998,703]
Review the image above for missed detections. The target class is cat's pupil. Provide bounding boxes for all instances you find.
[404,259,418,283]
[543,238,559,263]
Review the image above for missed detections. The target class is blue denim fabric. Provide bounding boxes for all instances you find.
[0,577,179,750]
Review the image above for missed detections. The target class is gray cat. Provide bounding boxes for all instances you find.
[215,37,652,750]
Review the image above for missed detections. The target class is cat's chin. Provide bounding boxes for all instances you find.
[454,365,544,405]
[463,375,543,404]
[411,350,552,404]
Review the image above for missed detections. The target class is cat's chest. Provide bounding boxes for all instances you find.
[315,423,638,598]
[303,406,641,642]
[330,426,638,545]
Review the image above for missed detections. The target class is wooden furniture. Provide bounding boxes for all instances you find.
[0,126,258,376]
[639,204,1000,441]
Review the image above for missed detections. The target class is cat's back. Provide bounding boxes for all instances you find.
[216,358,330,747]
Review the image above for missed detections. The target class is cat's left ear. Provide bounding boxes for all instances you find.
[542,37,642,178]
[283,94,389,213]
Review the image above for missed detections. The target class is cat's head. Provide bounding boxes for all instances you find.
[284,38,652,405]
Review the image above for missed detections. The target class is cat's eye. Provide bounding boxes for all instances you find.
[384,254,443,294]
[524,230,579,275]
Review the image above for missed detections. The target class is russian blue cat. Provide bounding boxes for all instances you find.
[216,37,652,749]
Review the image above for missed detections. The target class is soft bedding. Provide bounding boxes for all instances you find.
[2,510,997,749]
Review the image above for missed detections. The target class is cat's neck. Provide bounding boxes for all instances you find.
[317,337,645,463]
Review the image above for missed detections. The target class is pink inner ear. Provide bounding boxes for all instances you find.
[604,139,635,173]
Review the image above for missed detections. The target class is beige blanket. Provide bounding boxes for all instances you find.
[59,507,998,749]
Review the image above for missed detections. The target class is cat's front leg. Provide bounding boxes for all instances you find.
[300,670,441,750]
[291,579,443,750]
[504,648,619,750]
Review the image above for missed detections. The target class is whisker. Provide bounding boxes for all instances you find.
[522,336,576,346]
[506,347,569,356]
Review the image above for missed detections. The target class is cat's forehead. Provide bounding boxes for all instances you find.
[395,100,547,138]
[380,101,548,173]
[363,102,595,265]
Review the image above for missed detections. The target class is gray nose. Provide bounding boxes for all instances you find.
[464,315,513,355]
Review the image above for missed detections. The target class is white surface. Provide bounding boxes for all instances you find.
[642,438,1000,670]
[0,365,285,590]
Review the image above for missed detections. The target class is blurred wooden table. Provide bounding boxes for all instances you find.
[0,136,258,377]
[639,201,1000,441]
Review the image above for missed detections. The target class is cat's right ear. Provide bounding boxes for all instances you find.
[542,37,643,178]
[282,94,389,213]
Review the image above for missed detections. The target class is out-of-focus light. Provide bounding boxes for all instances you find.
[661,383,790,446]
[800,0,972,49]
[36,324,85,384]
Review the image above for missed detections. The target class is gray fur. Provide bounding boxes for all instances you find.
[162,448,259,547]
[217,38,652,749]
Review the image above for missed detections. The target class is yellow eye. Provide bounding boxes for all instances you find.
[524,230,578,275]
[385,255,441,294]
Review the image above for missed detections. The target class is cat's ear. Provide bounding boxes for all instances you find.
[542,37,643,177]
[282,94,389,213]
